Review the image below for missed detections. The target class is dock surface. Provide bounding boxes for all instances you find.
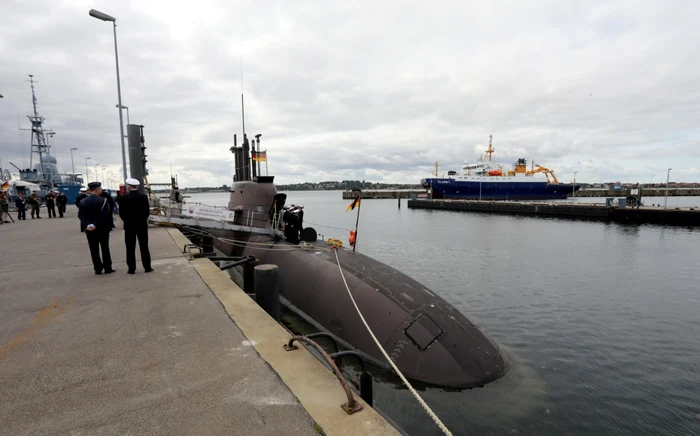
[407,199,700,226]
[0,208,320,435]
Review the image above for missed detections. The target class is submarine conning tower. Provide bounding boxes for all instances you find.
[228,133,285,229]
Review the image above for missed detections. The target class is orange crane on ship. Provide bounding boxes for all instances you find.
[526,164,560,184]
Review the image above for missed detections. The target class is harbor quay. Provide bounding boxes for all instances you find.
[407,199,700,226]
[0,206,397,436]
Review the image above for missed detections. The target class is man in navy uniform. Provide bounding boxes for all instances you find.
[118,178,152,274]
[56,191,67,217]
[75,187,89,232]
[78,181,115,275]
[75,187,88,206]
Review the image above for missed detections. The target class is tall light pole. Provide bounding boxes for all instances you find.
[116,104,130,139]
[46,131,56,156]
[95,163,100,181]
[89,9,128,181]
[102,167,106,185]
[70,147,78,176]
[116,104,130,124]
[573,172,578,198]
[664,168,672,209]
[44,131,56,182]
[85,157,91,182]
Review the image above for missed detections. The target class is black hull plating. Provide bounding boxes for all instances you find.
[212,231,510,389]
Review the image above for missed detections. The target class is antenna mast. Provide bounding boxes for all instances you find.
[486,134,494,162]
[22,75,51,184]
[240,47,246,136]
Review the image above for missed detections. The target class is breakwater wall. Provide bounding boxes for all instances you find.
[407,199,700,226]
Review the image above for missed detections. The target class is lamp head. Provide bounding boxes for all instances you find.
[89,9,116,22]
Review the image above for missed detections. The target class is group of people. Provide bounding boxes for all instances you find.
[77,178,153,275]
[282,204,304,243]
[0,190,69,223]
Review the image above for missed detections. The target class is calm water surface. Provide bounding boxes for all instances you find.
[190,191,700,436]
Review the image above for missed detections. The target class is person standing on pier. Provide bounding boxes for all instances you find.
[14,194,27,221]
[118,178,152,274]
[0,192,12,223]
[75,187,88,232]
[100,189,116,229]
[56,191,67,217]
[45,191,56,218]
[75,187,88,207]
[78,182,114,275]
[29,191,41,219]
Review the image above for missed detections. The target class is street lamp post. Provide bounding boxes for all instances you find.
[85,157,91,182]
[664,168,672,209]
[70,147,78,177]
[102,167,106,185]
[116,104,130,124]
[46,131,56,156]
[573,172,578,198]
[95,164,100,181]
[116,104,130,138]
[44,131,56,182]
[89,9,128,181]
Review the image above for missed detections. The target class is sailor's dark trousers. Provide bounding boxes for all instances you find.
[86,230,112,273]
[125,225,151,272]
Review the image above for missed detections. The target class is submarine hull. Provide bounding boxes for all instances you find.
[217,235,510,389]
[200,180,510,388]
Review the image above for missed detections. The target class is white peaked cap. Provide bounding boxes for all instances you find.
[80,187,88,192]
[125,178,140,186]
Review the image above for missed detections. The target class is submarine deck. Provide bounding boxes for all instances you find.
[0,206,397,436]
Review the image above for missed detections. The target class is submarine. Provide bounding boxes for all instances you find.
[203,133,511,389]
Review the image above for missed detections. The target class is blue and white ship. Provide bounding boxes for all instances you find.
[421,135,580,200]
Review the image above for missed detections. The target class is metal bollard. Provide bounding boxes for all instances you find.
[254,264,280,321]
[243,259,258,294]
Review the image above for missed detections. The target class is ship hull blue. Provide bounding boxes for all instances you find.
[423,178,580,200]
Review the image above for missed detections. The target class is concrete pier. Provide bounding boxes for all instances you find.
[0,207,398,435]
[407,199,700,226]
[341,189,426,199]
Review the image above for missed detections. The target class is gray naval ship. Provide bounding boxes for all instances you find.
[187,132,511,390]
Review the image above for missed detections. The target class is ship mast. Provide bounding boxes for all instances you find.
[25,75,51,184]
[485,134,494,162]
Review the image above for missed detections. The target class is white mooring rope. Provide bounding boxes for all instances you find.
[332,249,452,436]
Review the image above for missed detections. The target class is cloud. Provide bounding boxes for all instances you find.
[1,0,699,187]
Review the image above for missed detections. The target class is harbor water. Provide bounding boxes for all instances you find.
[189,191,700,436]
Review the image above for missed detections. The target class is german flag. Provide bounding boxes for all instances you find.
[345,196,360,212]
[251,150,267,162]
[1,181,8,190]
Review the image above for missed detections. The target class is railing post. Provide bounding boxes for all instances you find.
[254,264,280,321]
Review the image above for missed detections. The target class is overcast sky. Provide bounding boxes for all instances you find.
[1,0,699,187]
